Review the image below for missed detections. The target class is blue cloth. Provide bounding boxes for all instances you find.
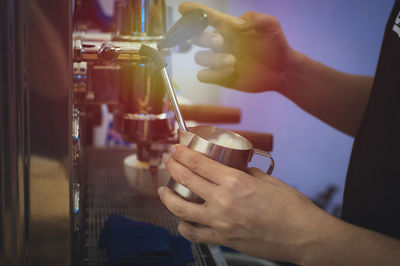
[98,215,194,266]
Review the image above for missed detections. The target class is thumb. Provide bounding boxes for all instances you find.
[247,167,266,179]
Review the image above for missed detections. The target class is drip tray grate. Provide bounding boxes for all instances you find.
[79,147,217,266]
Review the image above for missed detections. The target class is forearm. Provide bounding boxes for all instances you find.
[297,210,400,266]
[281,50,373,137]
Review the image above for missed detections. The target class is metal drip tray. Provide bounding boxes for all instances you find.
[79,147,223,266]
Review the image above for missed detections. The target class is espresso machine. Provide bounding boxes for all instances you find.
[0,0,272,265]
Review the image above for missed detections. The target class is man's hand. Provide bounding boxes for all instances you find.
[180,2,374,136]
[179,2,295,92]
[158,144,322,264]
[159,144,400,265]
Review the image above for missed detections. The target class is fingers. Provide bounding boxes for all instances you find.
[247,167,266,178]
[191,31,224,51]
[170,144,238,185]
[179,3,281,35]
[234,11,281,33]
[164,155,217,200]
[195,51,236,69]
[159,186,210,225]
[179,2,245,30]
[178,221,223,245]
[247,167,282,186]
[197,67,235,86]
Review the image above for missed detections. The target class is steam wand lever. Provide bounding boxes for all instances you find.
[157,9,209,50]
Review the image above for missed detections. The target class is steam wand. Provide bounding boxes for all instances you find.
[138,8,209,131]
[139,45,187,132]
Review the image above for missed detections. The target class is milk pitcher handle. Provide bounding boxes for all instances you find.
[253,148,275,175]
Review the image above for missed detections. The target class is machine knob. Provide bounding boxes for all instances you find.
[97,42,118,61]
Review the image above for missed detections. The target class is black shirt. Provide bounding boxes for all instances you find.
[342,0,400,238]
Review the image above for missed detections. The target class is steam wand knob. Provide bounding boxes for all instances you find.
[157,8,209,50]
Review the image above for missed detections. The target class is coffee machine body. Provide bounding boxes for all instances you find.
[0,1,227,265]
[1,0,72,264]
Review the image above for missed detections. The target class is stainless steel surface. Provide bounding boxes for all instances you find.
[0,0,29,264]
[120,61,167,115]
[72,108,80,139]
[222,252,279,266]
[115,111,175,143]
[169,126,274,202]
[253,148,275,175]
[72,108,80,168]
[73,0,171,149]
[208,246,229,266]
[80,148,222,266]
[1,0,72,265]
[114,0,166,38]
[95,41,160,61]
[1,1,242,265]
[74,39,173,148]
[161,67,187,131]
[27,0,72,265]
[74,39,160,62]
[167,180,205,203]
[97,42,118,61]
[179,126,254,171]
[72,182,80,232]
